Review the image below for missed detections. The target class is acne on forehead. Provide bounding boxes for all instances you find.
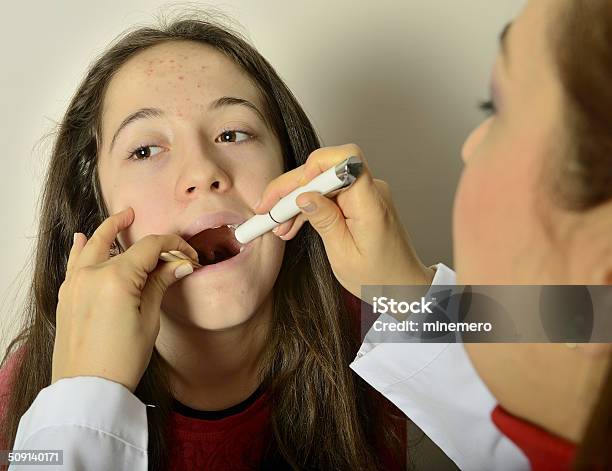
[141,60,217,99]
[104,43,267,136]
[120,41,239,85]
[141,55,182,76]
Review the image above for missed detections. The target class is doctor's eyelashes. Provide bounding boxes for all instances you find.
[478,99,497,117]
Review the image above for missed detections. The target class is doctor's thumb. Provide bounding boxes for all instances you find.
[296,192,346,240]
[139,260,194,323]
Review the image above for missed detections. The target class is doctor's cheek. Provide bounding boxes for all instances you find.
[454,120,498,229]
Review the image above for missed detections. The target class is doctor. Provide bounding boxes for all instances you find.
[256,0,612,468]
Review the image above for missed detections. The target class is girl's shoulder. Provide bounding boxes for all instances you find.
[0,344,27,452]
[0,344,27,416]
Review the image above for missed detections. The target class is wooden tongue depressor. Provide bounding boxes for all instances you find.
[159,251,203,269]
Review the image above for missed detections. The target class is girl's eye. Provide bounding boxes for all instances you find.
[478,99,497,117]
[127,145,164,161]
[215,130,252,144]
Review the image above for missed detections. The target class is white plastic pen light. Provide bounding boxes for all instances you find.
[234,156,363,244]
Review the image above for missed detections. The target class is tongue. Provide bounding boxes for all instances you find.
[188,226,241,266]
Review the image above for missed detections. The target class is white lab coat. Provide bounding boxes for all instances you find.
[350,263,528,470]
[10,263,528,471]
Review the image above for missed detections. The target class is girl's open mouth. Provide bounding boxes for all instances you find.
[186,225,244,268]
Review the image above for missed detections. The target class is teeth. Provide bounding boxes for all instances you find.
[208,224,238,230]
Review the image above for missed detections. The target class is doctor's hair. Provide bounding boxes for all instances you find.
[0,11,404,471]
[552,1,612,469]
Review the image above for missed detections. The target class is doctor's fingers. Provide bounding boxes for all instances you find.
[333,175,394,224]
[254,144,375,215]
[297,143,375,186]
[65,233,88,280]
[273,213,307,241]
[74,207,135,271]
[252,166,304,214]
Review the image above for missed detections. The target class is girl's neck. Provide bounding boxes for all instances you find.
[155,296,273,411]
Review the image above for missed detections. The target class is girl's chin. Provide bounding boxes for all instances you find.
[160,303,265,331]
[188,314,259,331]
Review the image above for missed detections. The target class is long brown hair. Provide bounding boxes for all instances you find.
[0,11,402,471]
[551,0,612,468]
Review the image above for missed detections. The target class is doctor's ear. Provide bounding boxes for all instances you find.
[575,344,612,357]
[601,270,612,285]
[581,198,612,285]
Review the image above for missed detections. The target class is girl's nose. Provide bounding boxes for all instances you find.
[180,147,233,197]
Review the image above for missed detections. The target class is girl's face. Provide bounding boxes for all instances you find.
[97,41,285,330]
[455,0,598,284]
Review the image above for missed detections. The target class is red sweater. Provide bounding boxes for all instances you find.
[0,289,405,470]
[166,385,281,469]
[163,288,405,469]
[492,406,576,471]
[1,296,581,470]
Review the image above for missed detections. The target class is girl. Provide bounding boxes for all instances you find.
[0,14,411,471]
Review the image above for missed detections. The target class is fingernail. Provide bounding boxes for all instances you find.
[175,263,194,279]
[298,202,316,213]
[272,227,279,234]
[252,198,261,211]
[73,233,78,245]
[170,250,199,263]
[169,250,189,260]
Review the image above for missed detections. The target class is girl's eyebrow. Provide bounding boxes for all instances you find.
[110,107,164,152]
[210,96,267,126]
[108,96,267,152]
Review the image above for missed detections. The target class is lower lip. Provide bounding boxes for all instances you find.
[187,241,254,278]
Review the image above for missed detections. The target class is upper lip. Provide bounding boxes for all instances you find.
[180,210,246,242]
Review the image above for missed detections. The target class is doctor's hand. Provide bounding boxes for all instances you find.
[253,143,435,299]
[52,207,199,392]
